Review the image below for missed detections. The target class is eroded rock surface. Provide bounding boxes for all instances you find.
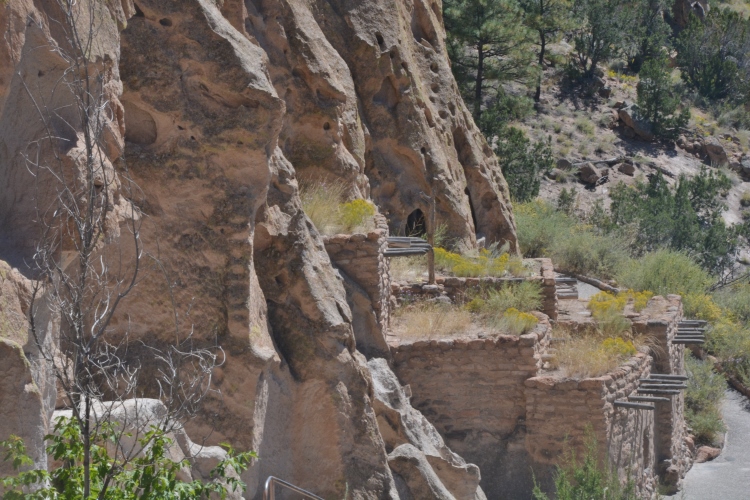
[369,358,486,500]
[0,1,516,497]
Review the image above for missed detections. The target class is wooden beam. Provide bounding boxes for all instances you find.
[614,401,655,410]
[629,396,671,403]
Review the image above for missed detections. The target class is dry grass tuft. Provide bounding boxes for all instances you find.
[300,182,376,235]
[394,303,472,338]
[390,254,428,282]
[553,328,637,378]
[550,323,655,379]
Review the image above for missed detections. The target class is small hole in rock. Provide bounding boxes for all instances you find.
[390,50,396,59]
[190,136,196,141]
[177,125,185,130]
[323,122,331,130]
[37,70,45,77]
[401,62,408,71]
[375,33,385,47]
[420,147,427,155]
[159,18,173,27]
[430,62,438,73]
[431,83,439,93]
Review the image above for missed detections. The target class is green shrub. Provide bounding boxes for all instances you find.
[483,281,544,313]
[515,200,629,279]
[557,187,578,215]
[533,428,636,500]
[1,416,254,499]
[714,283,750,322]
[494,126,554,203]
[616,250,711,297]
[434,246,528,278]
[552,229,629,279]
[516,200,575,258]
[601,337,637,357]
[685,355,727,445]
[706,320,750,386]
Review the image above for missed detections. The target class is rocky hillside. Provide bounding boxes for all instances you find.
[0,0,519,498]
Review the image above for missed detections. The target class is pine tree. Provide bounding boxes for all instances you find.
[444,0,535,120]
[636,57,689,138]
[519,0,574,101]
[571,0,627,78]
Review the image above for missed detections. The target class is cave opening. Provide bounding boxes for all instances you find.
[405,208,426,237]
[465,187,478,234]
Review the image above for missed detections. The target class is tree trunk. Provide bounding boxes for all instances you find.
[83,393,91,498]
[535,32,546,102]
[474,42,484,121]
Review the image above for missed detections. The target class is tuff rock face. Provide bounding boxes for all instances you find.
[0,0,514,498]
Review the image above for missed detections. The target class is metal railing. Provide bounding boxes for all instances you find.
[263,476,324,500]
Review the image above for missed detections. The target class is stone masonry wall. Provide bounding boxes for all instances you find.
[390,316,551,497]
[323,215,391,357]
[632,295,690,490]
[392,258,558,319]
[525,353,658,498]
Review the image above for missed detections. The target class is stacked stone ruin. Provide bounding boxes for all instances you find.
[325,223,693,499]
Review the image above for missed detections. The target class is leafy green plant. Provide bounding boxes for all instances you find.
[621,0,671,72]
[714,283,750,323]
[616,249,711,297]
[515,200,629,279]
[1,416,255,499]
[685,355,727,445]
[480,281,544,313]
[532,428,636,500]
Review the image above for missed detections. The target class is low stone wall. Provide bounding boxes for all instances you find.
[392,258,558,319]
[525,353,658,498]
[390,317,550,497]
[322,215,391,357]
[389,294,689,498]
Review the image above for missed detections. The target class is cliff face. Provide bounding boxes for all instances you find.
[0,0,513,497]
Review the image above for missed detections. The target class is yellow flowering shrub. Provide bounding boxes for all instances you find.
[465,297,486,313]
[588,290,654,315]
[588,292,627,318]
[602,337,637,357]
[339,199,376,233]
[499,307,538,335]
[631,290,654,312]
[434,247,516,277]
[683,293,723,322]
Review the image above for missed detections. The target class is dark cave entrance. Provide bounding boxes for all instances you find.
[405,208,426,237]
[465,187,478,233]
